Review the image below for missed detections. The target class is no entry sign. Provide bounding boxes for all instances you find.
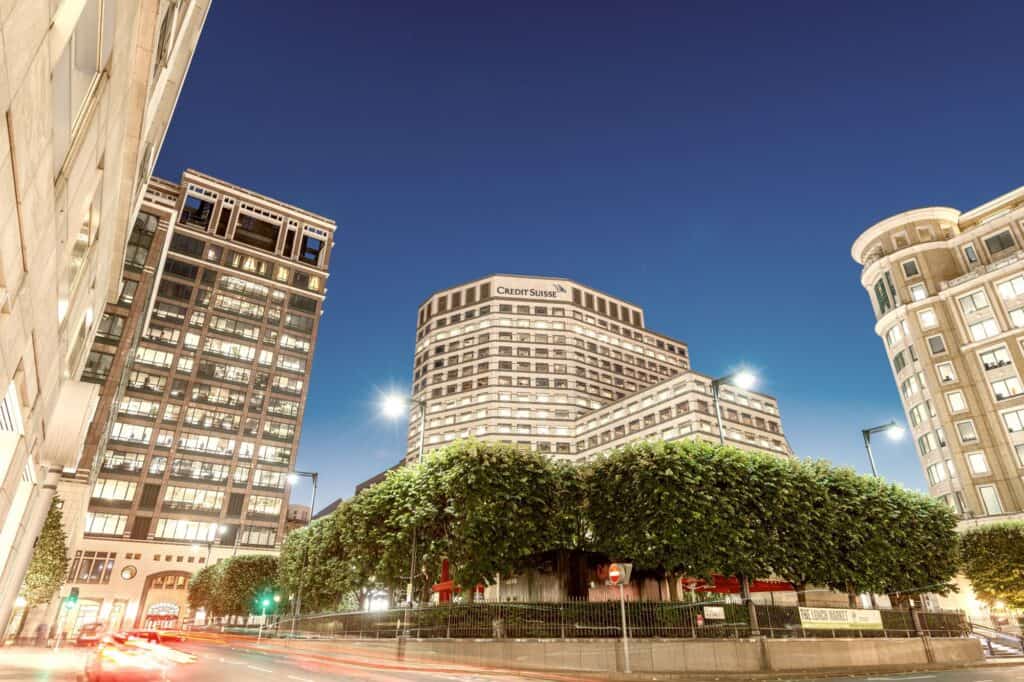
[607,562,633,586]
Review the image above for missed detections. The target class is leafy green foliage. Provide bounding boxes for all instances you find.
[22,497,69,607]
[188,554,279,616]
[961,522,1024,608]
[275,439,959,610]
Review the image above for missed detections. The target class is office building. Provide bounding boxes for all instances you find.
[852,184,1024,519]
[403,275,792,462]
[28,170,335,634]
[0,0,208,632]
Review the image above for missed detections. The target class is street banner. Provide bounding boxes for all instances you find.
[703,606,726,620]
[797,607,883,630]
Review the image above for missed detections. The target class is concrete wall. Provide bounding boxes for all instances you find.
[274,636,983,675]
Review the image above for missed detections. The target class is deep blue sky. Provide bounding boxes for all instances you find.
[154,0,1024,510]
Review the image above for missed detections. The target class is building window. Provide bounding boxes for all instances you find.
[967,452,990,476]
[68,551,117,584]
[946,391,967,413]
[873,273,896,315]
[1014,444,1024,468]
[901,259,920,278]
[52,0,117,173]
[959,290,990,315]
[91,478,137,502]
[84,513,127,536]
[969,318,1000,342]
[936,362,956,383]
[908,283,927,301]
[963,244,979,264]
[180,195,215,229]
[927,335,946,355]
[1003,408,1024,433]
[82,351,114,383]
[154,519,220,542]
[234,214,281,253]
[997,275,1024,301]
[926,462,947,485]
[991,377,1023,401]
[977,485,1004,515]
[984,230,1015,256]
[956,419,979,442]
[980,347,1012,371]
[918,309,938,329]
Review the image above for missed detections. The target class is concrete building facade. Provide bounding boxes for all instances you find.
[17,170,335,636]
[404,275,791,461]
[853,184,1024,519]
[0,0,208,631]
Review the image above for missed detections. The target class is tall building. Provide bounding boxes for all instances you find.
[404,275,792,462]
[31,170,335,634]
[852,184,1024,520]
[0,0,208,631]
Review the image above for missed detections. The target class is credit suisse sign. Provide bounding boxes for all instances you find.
[493,277,571,301]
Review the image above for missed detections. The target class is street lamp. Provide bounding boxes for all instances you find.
[287,469,319,633]
[380,391,428,608]
[711,370,758,446]
[861,420,905,478]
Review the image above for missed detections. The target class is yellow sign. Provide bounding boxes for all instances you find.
[798,607,883,630]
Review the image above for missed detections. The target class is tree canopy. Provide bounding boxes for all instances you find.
[188,554,280,616]
[269,439,959,610]
[960,521,1024,609]
[22,496,69,607]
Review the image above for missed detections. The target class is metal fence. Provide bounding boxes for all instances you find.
[276,601,968,640]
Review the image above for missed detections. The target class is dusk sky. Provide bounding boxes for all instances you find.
[154,0,1024,510]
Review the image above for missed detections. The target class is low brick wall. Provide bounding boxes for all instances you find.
[271,636,983,675]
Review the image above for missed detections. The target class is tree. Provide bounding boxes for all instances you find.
[188,563,223,616]
[214,555,280,616]
[22,497,69,607]
[961,521,1024,608]
[417,441,570,599]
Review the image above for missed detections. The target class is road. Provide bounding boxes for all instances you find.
[2,640,1023,681]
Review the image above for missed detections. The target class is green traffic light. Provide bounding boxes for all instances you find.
[262,598,270,607]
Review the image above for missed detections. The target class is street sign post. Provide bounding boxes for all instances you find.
[607,563,633,673]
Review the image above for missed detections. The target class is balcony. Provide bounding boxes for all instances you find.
[941,248,1024,291]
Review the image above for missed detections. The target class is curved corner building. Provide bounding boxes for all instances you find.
[405,275,792,461]
[852,185,1024,520]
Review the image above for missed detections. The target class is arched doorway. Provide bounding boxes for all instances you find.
[143,602,180,630]
[136,571,191,629]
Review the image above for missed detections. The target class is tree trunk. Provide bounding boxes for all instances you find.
[666,572,679,602]
[793,582,808,606]
[846,582,857,608]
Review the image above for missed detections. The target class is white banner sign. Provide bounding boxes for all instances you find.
[798,607,883,630]
[703,606,726,620]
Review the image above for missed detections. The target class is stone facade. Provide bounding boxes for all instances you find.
[0,0,208,633]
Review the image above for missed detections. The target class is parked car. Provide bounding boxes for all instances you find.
[76,622,105,647]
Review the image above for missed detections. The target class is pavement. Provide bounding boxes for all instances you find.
[2,639,1023,682]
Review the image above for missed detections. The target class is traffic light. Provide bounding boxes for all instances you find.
[64,587,79,610]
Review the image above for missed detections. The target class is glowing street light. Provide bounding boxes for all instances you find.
[378,390,428,611]
[861,420,905,478]
[711,370,760,446]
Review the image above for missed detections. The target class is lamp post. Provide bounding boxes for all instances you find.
[381,392,428,607]
[711,370,758,446]
[287,469,319,634]
[861,421,905,478]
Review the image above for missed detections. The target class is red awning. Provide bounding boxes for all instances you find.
[679,575,793,594]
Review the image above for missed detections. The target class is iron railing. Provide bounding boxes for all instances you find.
[275,600,968,640]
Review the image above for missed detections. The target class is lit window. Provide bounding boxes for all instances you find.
[977,485,1004,515]
[936,362,956,382]
[991,377,1023,401]
[967,452,990,476]
[997,275,1024,300]
[969,318,1000,342]
[918,309,938,329]
[958,290,990,314]
[946,391,967,413]
[980,347,1012,371]
[909,283,928,301]
[956,420,979,442]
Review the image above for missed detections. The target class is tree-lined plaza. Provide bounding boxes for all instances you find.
[187,440,969,618]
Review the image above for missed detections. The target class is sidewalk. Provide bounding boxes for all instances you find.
[0,646,86,680]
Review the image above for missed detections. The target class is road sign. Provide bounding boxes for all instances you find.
[607,562,633,586]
